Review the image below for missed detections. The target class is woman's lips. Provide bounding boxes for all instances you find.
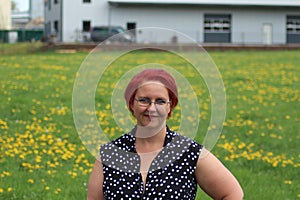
[144,113,159,118]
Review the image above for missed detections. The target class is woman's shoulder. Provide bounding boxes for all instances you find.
[167,128,203,153]
[100,133,135,152]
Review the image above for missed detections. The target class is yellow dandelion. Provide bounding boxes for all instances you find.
[54,188,62,194]
[237,143,246,149]
[28,179,34,184]
[284,180,292,185]
[61,76,67,81]
[35,155,42,163]
[272,161,279,167]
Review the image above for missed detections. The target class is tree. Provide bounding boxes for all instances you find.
[11,0,19,11]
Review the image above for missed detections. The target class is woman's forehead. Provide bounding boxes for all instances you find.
[138,81,166,88]
[136,81,169,96]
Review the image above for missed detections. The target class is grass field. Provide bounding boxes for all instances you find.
[0,44,299,199]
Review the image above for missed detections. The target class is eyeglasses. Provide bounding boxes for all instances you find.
[135,97,171,107]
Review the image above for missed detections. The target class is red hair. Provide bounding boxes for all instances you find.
[124,69,178,118]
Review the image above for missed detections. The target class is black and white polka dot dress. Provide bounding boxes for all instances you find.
[100,126,203,199]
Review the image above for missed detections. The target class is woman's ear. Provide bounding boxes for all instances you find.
[129,102,134,115]
[167,104,172,118]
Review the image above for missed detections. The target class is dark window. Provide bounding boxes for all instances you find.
[287,15,300,43]
[83,21,91,32]
[83,0,91,3]
[204,14,231,33]
[204,14,231,43]
[54,21,59,33]
[54,0,59,4]
[287,15,300,33]
[127,22,136,41]
[45,21,51,36]
[48,0,51,10]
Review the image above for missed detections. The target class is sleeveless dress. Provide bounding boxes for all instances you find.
[100,126,203,199]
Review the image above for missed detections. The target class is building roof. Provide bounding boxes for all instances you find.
[108,0,300,7]
[11,11,30,19]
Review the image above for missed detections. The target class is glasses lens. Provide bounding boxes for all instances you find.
[137,98,150,106]
[155,99,167,105]
[135,98,169,106]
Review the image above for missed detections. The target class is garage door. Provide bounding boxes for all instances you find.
[204,14,231,43]
[287,15,300,44]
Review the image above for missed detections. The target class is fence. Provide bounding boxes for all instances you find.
[0,30,44,43]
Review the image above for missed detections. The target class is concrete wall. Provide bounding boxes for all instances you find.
[44,0,61,40]
[109,5,203,43]
[0,0,12,30]
[44,1,300,44]
[231,7,296,44]
[62,0,106,42]
[110,5,300,44]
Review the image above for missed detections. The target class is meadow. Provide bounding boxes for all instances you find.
[0,44,299,199]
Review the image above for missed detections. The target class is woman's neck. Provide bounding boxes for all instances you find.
[135,125,166,154]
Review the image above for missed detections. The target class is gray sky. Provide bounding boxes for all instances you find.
[13,0,29,11]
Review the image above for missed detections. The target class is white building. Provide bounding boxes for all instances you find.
[0,0,11,30]
[44,0,300,44]
[11,0,44,29]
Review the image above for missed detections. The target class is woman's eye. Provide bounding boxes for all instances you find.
[138,98,150,104]
[155,99,167,105]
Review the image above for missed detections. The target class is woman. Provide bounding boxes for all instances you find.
[87,69,244,199]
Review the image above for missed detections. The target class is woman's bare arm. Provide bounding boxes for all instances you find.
[87,156,104,200]
[195,148,244,200]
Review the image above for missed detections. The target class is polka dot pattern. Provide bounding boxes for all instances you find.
[100,126,203,199]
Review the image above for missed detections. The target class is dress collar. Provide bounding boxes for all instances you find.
[125,125,175,153]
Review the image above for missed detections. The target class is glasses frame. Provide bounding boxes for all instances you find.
[134,97,171,107]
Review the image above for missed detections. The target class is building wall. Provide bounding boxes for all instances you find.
[45,0,109,42]
[231,7,299,44]
[44,0,61,40]
[110,5,300,44]
[0,0,12,30]
[44,1,300,44]
[63,0,108,42]
[110,5,203,43]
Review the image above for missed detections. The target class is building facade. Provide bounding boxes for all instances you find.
[44,0,300,44]
[0,0,11,30]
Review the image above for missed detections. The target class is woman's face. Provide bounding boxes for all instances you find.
[130,81,171,128]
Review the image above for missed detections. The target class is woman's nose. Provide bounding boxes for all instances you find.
[147,102,157,111]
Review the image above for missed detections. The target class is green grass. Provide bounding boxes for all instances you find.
[0,45,299,199]
[0,42,44,55]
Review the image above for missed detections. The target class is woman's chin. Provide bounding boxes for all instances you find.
[141,117,164,128]
[136,120,165,138]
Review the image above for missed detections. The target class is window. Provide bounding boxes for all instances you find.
[54,21,59,33]
[45,21,51,36]
[48,0,51,10]
[83,0,91,3]
[204,14,231,43]
[54,0,59,4]
[82,21,91,32]
[287,15,300,33]
[204,14,231,33]
[286,15,300,43]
